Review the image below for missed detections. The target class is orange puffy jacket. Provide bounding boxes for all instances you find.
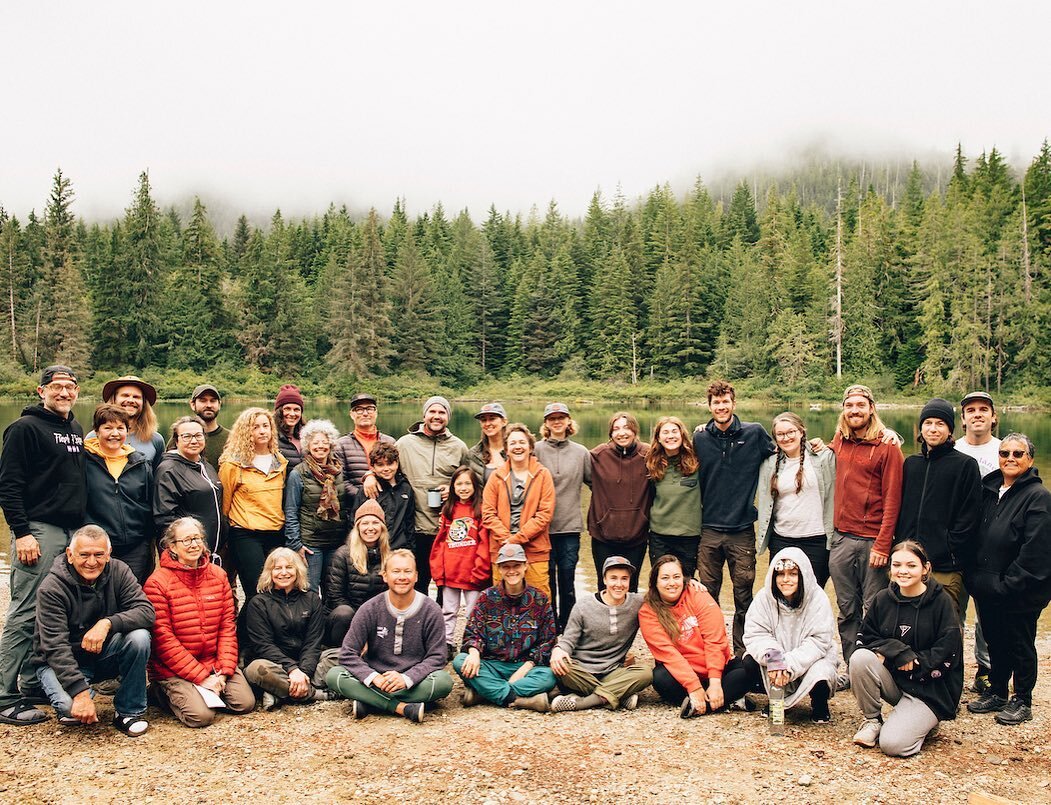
[143,551,238,683]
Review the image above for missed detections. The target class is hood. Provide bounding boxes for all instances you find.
[157,449,205,470]
[982,466,1042,493]
[887,575,946,607]
[407,420,454,441]
[765,546,820,608]
[84,437,135,460]
[22,403,76,426]
[158,546,212,574]
[704,415,741,439]
[47,552,111,590]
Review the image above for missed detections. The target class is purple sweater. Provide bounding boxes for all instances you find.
[338,591,447,688]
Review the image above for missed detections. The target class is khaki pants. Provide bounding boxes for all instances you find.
[243,658,332,701]
[492,561,551,598]
[555,657,653,709]
[154,668,256,728]
[930,571,966,621]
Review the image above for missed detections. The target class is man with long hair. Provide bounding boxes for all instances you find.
[828,384,904,662]
[98,376,165,470]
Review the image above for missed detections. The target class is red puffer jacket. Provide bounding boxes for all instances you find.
[143,551,238,683]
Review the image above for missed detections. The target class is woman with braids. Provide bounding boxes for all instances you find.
[467,402,509,485]
[646,416,702,579]
[218,407,288,602]
[756,412,836,589]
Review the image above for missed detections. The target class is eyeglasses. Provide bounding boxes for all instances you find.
[174,536,204,546]
[44,382,78,393]
[178,433,205,442]
[351,406,377,414]
[998,449,1029,459]
[775,429,800,440]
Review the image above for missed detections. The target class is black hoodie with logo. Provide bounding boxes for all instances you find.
[856,577,963,721]
[0,403,85,537]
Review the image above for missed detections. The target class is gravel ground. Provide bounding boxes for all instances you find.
[1,575,1048,804]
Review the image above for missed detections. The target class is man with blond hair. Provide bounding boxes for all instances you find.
[828,384,904,661]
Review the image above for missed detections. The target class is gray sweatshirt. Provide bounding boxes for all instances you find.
[556,591,643,676]
[534,438,591,534]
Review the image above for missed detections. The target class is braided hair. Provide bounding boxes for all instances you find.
[770,412,807,500]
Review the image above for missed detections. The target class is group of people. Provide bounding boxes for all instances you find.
[0,368,1047,757]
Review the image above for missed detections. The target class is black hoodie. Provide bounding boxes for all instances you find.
[0,403,85,536]
[967,467,1051,612]
[896,439,982,571]
[33,555,155,698]
[856,577,963,721]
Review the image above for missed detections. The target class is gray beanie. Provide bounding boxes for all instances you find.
[423,395,451,417]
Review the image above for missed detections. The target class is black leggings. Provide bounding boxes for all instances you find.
[652,657,761,709]
[740,654,830,707]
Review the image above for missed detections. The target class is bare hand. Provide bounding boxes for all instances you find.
[508,661,533,685]
[460,650,481,679]
[81,619,111,654]
[623,653,637,668]
[688,688,708,713]
[706,679,725,711]
[201,675,226,695]
[70,690,98,724]
[808,437,827,452]
[375,670,407,693]
[869,550,888,568]
[288,668,311,699]
[881,429,903,447]
[362,474,381,499]
[438,484,450,502]
[298,547,312,563]
[767,669,790,688]
[15,534,41,566]
[550,647,570,676]
[874,652,885,663]
[897,659,917,672]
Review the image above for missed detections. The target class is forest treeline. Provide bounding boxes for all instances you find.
[1,142,1049,399]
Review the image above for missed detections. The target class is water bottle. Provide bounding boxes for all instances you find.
[769,684,785,736]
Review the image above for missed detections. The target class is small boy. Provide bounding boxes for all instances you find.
[355,443,416,551]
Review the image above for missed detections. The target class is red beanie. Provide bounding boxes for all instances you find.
[275,384,304,410]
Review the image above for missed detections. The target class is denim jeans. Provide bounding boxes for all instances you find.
[37,629,151,717]
[304,544,340,597]
[548,532,580,631]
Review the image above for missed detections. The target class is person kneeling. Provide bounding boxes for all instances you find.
[640,555,755,717]
[549,555,652,712]
[453,544,556,711]
[742,548,838,723]
[849,540,962,756]
[244,548,340,710]
[35,525,154,736]
[325,549,452,722]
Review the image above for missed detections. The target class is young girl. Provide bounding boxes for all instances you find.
[849,540,963,756]
[431,467,491,659]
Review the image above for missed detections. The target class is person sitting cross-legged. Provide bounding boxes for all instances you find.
[549,555,653,713]
[34,525,154,736]
[325,549,452,722]
[452,543,557,712]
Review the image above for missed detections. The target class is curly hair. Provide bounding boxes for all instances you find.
[646,416,699,480]
[219,407,279,466]
[706,380,735,403]
[300,419,341,452]
[504,423,536,453]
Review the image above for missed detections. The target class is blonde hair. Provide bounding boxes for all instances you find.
[257,547,309,593]
[646,416,699,480]
[382,548,416,573]
[219,407,279,466]
[836,396,887,441]
[348,519,390,574]
[540,417,578,439]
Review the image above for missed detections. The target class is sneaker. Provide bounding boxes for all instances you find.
[728,696,757,712]
[621,693,639,711]
[402,702,425,723]
[967,693,1009,714]
[836,673,851,692]
[352,699,373,719]
[680,696,699,719]
[261,692,278,711]
[57,714,82,726]
[994,698,1033,726]
[510,693,549,712]
[550,695,579,713]
[853,717,882,747]
[970,667,991,694]
[112,713,149,737]
[311,688,340,702]
[811,700,832,724]
[461,686,481,708]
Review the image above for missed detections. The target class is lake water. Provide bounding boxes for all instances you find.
[2,397,1048,632]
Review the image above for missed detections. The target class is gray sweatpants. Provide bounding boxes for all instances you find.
[829,531,888,661]
[849,648,939,757]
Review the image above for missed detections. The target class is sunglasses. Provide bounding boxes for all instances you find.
[998,449,1029,459]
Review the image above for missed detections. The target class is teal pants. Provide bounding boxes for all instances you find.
[452,653,556,705]
[325,667,453,713]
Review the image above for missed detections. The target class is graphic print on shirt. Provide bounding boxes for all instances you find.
[680,614,699,642]
[376,626,389,639]
[899,624,911,638]
[448,516,477,548]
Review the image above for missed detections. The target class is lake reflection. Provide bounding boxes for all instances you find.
[1,396,1048,632]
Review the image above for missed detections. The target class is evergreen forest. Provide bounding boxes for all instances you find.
[2,141,1050,400]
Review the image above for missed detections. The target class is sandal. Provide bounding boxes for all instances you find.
[0,701,47,726]
[112,713,149,737]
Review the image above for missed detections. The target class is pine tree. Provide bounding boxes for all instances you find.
[588,247,638,380]
[721,181,760,245]
[389,230,441,373]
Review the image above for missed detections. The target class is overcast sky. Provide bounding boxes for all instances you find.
[2,2,1048,225]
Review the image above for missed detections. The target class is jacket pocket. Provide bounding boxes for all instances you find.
[596,507,642,539]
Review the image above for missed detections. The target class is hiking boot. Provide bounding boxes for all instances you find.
[510,693,549,712]
[970,667,991,694]
[967,693,1008,714]
[852,717,882,747]
[621,693,639,711]
[994,698,1033,726]
[461,686,481,708]
[352,699,373,719]
[402,702,425,723]
[550,694,579,713]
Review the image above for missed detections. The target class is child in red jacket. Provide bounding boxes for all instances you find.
[430,466,491,658]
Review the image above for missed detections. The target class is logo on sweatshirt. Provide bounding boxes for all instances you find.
[899,624,911,638]
[376,626,389,639]
[448,517,477,547]
[680,615,699,641]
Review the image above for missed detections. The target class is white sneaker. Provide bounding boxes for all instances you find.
[852,717,882,748]
[261,692,278,711]
[621,693,639,711]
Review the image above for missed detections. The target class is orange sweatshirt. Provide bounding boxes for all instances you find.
[639,585,731,691]
[481,456,555,563]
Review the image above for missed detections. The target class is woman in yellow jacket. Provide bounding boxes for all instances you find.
[219,407,288,601]
[482,423,556,597]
